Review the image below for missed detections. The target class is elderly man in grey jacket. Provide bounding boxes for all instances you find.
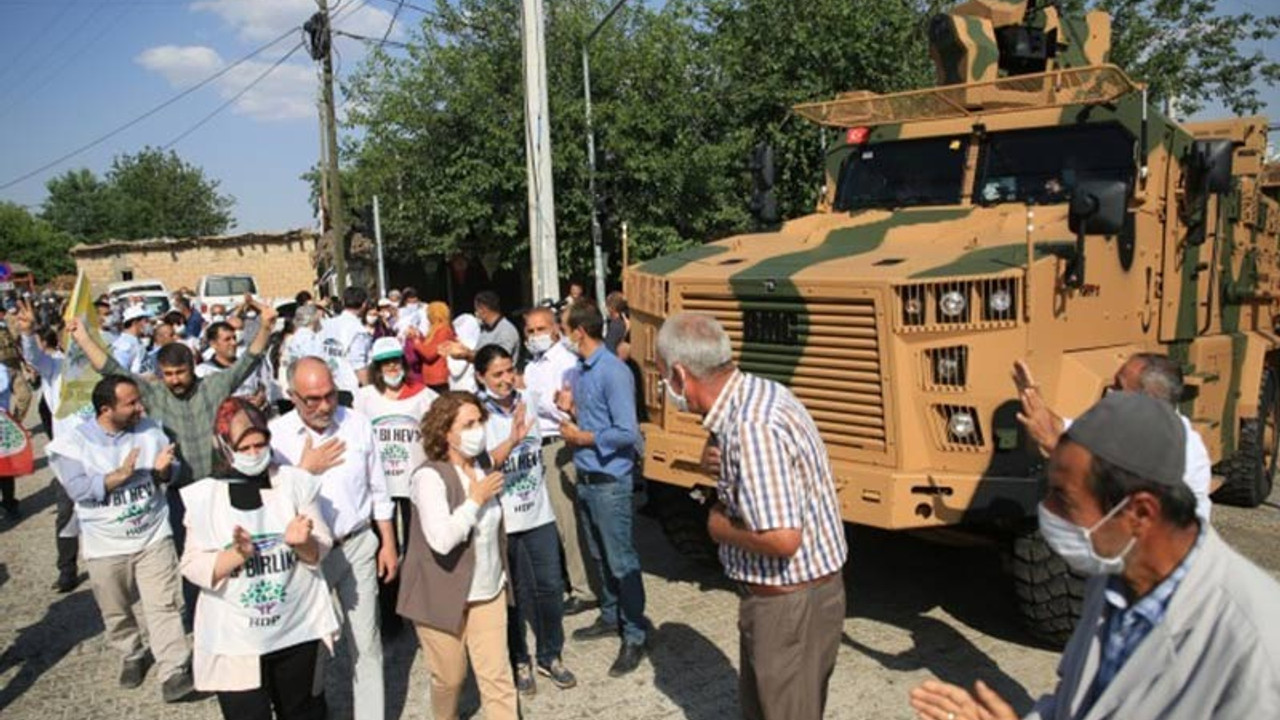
[909,392,1280,720]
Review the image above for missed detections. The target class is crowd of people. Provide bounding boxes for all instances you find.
[1,277,1278,720]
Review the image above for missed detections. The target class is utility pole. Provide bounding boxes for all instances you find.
[583,0,629,309]
[309,0,347,295]
[373,194,386,298]
[520,0,559,305]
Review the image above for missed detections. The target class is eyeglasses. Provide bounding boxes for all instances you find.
[292,389,337,409]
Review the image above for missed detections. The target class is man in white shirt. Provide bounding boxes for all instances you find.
[395,287,425,337]
[1014,353,1213,522]
[46,376,194,702]
[320,286,373,407]
[195,321,269,409]
[521,306,596,615]
[111,305,151,375]
[270,357,397,720]
[449,312,481,392]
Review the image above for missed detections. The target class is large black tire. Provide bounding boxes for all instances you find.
[646,482,719,565]
[1010,527,1087,648]
[1213,364,1279,508]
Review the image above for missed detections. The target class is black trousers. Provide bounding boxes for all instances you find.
[45,413,78,577]
[0,476,14,509]
[377,498,412,632]
[215,640,327,720]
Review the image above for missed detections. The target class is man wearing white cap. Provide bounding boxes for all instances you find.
[112,306,152,375]
[910,392,1280,720]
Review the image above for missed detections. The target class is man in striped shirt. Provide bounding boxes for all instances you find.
[656,312,848,720]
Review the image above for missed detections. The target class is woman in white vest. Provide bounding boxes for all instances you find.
[473,344,576,695]
[179,397,340,720]
[354,336,437,633]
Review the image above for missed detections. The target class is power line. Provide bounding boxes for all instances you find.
[334,29,410,50]
[381,0,404,42]
[366,0,435,19]
[0,24,299,191]
[163,41,306,150]
[0,3,132,121]
[0,0,79,87]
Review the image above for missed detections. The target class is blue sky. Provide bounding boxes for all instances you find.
[0,0,1276,234]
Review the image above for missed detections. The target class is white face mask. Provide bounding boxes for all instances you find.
[453,426,487,459]
[383,371,404,388]
[211,314,226,323]
[563,334,580,356]
[366,314,378,326]
[664,368,690,413]
[231,447,272,476]
[1037,497,1135,576]
[526,333,554,357]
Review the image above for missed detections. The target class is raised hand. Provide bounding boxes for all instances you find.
[554,382,575,416]
[700,437,722,476]
[284,514,313,548]
[508,402,534,444]
[14,299,35,335]
[299,434,345,474]
[154,444,176,475]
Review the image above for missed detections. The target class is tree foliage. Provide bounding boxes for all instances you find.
[0,202,76,282]
[42,147,235,243]
[340,0,1278,291]
[1090,0,1280,117]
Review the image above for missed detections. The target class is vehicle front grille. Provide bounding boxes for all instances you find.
[679,292,889,456]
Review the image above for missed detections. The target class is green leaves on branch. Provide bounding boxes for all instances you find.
[42,147,235,244]
[0,201,75,283]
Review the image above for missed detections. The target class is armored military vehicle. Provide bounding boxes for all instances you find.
[623,0,1280,643]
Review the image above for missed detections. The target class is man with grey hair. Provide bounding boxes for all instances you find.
[1015,353,1212,521]
[657,312,848,720]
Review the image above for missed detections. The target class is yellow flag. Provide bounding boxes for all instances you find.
[56,271,104,420]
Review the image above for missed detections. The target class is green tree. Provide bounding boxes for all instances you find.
[1086,0,1280,116]
[0,201,76,282]
[42,147,235,243]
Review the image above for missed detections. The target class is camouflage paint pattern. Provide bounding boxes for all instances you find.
[623,3,1280,531]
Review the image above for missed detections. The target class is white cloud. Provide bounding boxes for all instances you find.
[192,0,401,44]
[136,45,223,87]
[136,44,317,122]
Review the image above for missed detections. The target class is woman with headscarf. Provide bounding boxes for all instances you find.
[398,391,517,719]
[179,397,340,720]
[354,336,438,634]
[407,301,454,394]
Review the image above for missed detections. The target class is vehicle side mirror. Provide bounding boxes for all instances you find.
[1063,179,1127,288]
[1068,179,1126,236]
[749,142,779,225]
[1193,139,1234,195]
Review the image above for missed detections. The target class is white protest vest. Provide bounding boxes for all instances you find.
[354,385,437,498]
[484,391,556,534]
[182,469,340,657]
[320,313,366,393]
[47,419,172,560]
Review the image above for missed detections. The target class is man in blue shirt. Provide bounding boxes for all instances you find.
[556,300,650,677]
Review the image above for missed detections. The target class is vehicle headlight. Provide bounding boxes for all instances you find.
[948,411,976,439]
[936,356,961,382]
[939,290,967,318]
[903,296,924,316]
[988,288,1013,314]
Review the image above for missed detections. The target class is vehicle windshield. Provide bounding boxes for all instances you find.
[206,277,256,296]
[834,136,969,211]
[974,123,1135,205]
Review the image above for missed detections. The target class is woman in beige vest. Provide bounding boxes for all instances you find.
[398,391,517,720]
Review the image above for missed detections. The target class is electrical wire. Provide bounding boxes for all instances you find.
[0,0,79,87]
[380,0,404,42]
[0,3,135,122]
[334,29,410,50]
[162,40,306,149]
[0,24,300,191]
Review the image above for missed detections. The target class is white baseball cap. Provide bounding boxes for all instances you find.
[122,305,152,325]
[370,336,404,363]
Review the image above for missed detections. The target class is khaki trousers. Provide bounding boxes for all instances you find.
[415,594,518,720]
[739,577,845,720]
[10,369,32,423]
[84,537,190,679]
[541,439,597,601]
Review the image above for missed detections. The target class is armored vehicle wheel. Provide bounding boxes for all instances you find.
[1214,365,1279,508]
[647,482,719,565]
[1010,527,1087,648]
